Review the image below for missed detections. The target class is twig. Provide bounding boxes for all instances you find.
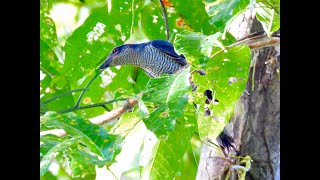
[40,66,53,78]
[210,33,280,59]
[43,88,89,104]
[89,98,139,125]
[159,0,170,41]
[75,73,100,107]
[40,100,49,111]
[57,98,127,114]
[40,97,139,137]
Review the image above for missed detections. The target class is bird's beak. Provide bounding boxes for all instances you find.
[98,57,112,70]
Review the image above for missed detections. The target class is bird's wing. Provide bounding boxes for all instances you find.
[150,40,187,66]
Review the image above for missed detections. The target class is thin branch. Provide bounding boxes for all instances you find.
[57,98,128,114]
[40,66,54,78]
[75,73,100,107]
[40,100,49,111]
[43,88,89,104]
[89,98,139,125]
[210,33,280,59]
[159,0,170,41]
[107,166,119,180]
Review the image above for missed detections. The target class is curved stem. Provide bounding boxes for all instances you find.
[159,0,170,41]
[75,73,100,107]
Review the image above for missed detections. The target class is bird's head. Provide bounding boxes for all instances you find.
[98,44,139,70]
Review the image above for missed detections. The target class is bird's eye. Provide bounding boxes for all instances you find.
[112,48,118,54]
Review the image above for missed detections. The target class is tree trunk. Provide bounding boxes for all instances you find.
[196,17,280,180]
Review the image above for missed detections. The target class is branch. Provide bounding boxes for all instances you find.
[40,97,139,137]
[57,98,127,114]
[210,33,280,59]
[89,98,138,125]
[159,0,170,41]
[43,88,89,104]
[75,73,100,107]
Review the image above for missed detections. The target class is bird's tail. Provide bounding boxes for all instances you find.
[217,128,239,157]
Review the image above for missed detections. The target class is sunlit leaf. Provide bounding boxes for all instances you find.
[175,31,250,139]
[40,40,74,111]
[40,137,81,176]
[41,112,118,161]
[142,67,191,137]
[204,0,250,31]
[255,2,280,37]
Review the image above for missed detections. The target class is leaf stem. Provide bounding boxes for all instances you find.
[159,0,170,41]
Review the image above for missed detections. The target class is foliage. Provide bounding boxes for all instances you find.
[40,0,279,179]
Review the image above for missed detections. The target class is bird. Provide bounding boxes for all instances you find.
[99,39,237,157]
[99,40,187,77]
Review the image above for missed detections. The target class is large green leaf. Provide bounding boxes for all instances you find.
[140,0,193,41]
[170,0,216,35]
[142,103,196,180]
[204,0,250,31]
[174,31,250,139]
[40,40,74,111]
[255,2,280,37]
[63,2,136,119]
[142,67,191,137]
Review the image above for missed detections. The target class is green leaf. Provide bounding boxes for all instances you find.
[142,67,191,137]
[40,134,67,161]
[204,0,250,31]
[63,2,137,118]
[40,0,58,48]
[40,40,74,111]
[140,1,193,41]
[255,2,280,37]
[174,31,250,139]
[145,122,194,180]
[40,137,81,176]
[41,112,117,161]
[170,0,216,35]
[257,0,280,14]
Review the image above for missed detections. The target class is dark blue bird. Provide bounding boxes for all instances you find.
[99,40,187,77]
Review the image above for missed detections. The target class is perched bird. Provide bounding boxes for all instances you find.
[99,40,237,157]
[99,40,187,77]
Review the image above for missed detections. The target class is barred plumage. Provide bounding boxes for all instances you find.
[99,40,187,77]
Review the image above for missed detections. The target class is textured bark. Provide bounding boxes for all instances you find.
[196,17,280,180]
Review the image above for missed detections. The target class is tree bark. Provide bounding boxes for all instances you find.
[196,17,280,180]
